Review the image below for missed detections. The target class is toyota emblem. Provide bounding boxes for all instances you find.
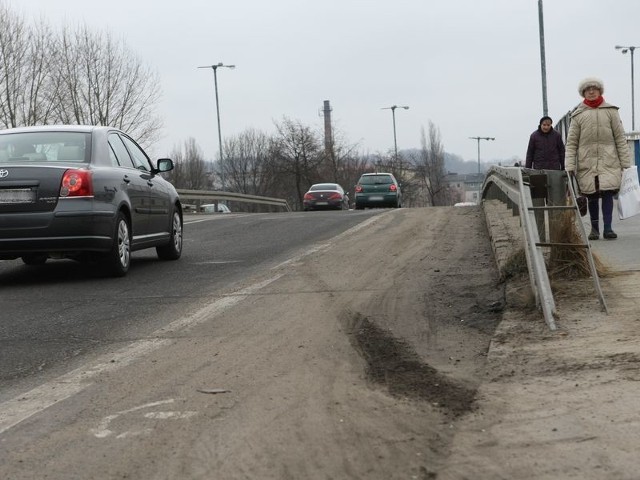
[0,169,8,178]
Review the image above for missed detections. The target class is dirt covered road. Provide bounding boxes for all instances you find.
[1,207,506,479]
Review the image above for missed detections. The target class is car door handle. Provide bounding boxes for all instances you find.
[123,175,131,184]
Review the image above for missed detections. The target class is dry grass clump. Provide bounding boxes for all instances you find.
[547,210,608,279]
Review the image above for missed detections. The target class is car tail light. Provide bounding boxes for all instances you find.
[303,193,314,200]
[327,192,342,200]
[60,169,93,197]
[389,184,397,192]
[355,185,363,193]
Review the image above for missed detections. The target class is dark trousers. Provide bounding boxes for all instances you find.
[588,191,615,232]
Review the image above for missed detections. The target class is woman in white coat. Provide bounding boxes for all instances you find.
[565,77,631,240]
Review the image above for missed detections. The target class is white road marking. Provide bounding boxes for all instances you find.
[90,399,198,439]
[92,399,176,438]
[195,260,243,264]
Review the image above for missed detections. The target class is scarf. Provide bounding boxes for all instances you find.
[583,96,604,108]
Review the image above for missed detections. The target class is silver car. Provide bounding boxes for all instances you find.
[0,125,183,276]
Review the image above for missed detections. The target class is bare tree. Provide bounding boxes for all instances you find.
[51,25,163,146]
[222,128,277,197]
[165,137,207,190]
[272,117,323,210]
[0,5,57,128]
[414,122,449,206]
[318,128,363,194]
[0,4,163,145]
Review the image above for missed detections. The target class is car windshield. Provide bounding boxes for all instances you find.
[310,184,338,191]
[0,132,90,163]
[359,175,392,185]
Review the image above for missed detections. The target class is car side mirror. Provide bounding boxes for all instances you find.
[155,158,174,173]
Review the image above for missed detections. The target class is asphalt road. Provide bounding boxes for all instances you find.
[0,209,382,401]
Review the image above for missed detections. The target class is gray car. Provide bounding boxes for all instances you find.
[0,125,183,276]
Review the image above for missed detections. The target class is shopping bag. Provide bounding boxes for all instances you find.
[617,165,640,219]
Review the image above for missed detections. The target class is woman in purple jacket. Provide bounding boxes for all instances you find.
[525,116,565,170]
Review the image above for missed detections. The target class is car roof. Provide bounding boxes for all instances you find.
[361,172,393,176]
[0,125,112,135]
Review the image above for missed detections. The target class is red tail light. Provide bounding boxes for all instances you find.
[389,184,397,192]
[327,192,342,200]
[60,169,93,197]
[355,185,363,193]
[303,193,313,200]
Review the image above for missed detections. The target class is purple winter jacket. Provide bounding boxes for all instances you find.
[525,127,565,170]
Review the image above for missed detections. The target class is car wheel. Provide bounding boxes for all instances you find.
[102,211,131,277]
[22,254,47,265]
[156,209,182,260]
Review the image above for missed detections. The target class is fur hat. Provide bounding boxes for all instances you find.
[578,77,604,96]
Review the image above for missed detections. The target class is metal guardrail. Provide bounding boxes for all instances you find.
[176,189,291,212]
[481,166,607,330]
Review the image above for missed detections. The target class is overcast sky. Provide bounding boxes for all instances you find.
[12,0,640,165]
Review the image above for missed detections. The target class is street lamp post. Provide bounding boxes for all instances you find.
[382,105,409,162]
[198,62,235,190]
[469,136,495,174]
[615,45,639,130]
[538,0,548,116]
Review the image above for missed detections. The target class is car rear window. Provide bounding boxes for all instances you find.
[310,184,338,191]
[0,132,90,163]
[359,175,392,185]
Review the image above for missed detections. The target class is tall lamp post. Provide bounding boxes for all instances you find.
[615,45,639,130]
[198,62,235,190]
[538,0,548,116]
[381,105,409,162]
[469,136,495,174]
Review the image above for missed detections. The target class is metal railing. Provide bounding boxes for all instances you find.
[177,189,291,212]
[481,166,607,330]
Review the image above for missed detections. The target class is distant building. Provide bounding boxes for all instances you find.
[444,172,484,204]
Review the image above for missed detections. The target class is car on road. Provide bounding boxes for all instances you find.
[0,125,183,276]
[201,203,231,214]
[354,172,402,209]
[303,183,350,211]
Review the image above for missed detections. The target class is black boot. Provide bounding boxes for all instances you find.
[603,222,617,240]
